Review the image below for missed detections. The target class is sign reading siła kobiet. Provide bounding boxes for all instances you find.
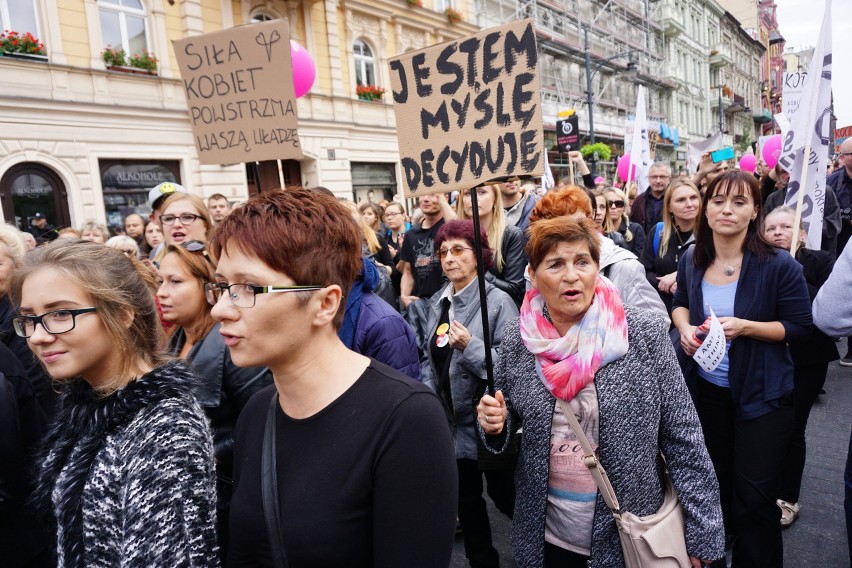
[388,19,543,197]
[173,20,303,165]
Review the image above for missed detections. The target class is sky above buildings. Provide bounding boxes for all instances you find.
[775,0,851,127]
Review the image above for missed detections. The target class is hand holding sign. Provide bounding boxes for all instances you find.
[693,307,727,373]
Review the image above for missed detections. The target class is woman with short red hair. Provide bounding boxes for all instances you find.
[210,188,457,567]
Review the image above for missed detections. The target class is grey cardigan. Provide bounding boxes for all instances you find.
[420,279,519,459]
[483,306,724,567]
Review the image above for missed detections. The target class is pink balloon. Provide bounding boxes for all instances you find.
[617,154,632,182]
[739,154,757,173]
[290,40,315,98]
[761,135,783,169]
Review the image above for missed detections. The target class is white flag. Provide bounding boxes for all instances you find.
[625,86,651,193]
[542,150,555,191]
[777,0,832,250]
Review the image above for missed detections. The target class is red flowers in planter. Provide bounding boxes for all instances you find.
[0,30,46,55]
[444,7,462,24]
[356,84,387,101]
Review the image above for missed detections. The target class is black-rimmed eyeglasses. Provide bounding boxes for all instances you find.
[12,307,98,338]
[204,283,323,308]
[161,213,203,225]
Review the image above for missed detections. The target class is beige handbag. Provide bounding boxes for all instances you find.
[556,399,691,568]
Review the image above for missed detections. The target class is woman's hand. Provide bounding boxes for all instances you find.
[656,272,678,294]
[689,555,714,568]
[477,390,507,435]
[718,317,748,340]
[448,320,470,351]
[679,325,702,357]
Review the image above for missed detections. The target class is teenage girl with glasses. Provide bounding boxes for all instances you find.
[9,240,219,566]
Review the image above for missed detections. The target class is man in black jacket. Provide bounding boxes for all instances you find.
[630,162,672,234]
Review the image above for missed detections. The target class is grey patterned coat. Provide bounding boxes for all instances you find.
[482,306,724,567]
[34,362,219,567]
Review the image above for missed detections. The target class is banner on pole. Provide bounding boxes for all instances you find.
[625,86,651,192]
[777,0,832,251]
[388,19,544,197]
[556,114,580,153]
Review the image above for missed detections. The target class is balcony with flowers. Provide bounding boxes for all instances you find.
[0,30,47,62]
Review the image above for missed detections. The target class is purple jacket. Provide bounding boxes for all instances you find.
[354,294,421,381]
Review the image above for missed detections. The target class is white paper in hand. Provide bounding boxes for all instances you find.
[693,307,726,373]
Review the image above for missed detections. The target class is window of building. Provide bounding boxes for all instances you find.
[351,163,396,203]
[439,0,454,11]
[99,0,148,55]
[353,39,376,87]
[99,159,180,227]
[0,0,40,36]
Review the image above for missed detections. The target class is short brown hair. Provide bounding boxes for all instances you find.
[209,188,361,328]
[528,186,593,225]
[526,217,600,271]
[9,240,166,391]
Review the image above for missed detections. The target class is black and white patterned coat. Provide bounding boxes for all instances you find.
[482,306,724,567]
[33,361,219,567]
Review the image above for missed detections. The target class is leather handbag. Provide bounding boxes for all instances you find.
[556,399,690,568]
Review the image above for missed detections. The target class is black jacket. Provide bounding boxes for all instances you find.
[0,295,56,422]
[167,323,273,473]
[485,225,528,307]
[789,247,839,366]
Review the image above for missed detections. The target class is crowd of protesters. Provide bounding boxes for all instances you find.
[0,143,850,568]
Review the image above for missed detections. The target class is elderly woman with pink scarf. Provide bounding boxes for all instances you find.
[477,217,724,568]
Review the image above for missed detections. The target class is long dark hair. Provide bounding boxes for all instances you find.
[693,171,775,270]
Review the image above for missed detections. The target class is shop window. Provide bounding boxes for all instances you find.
[0,0,40,36]
[99,0,148,55]
[353,40,376,87]
[351,162,396,204]
[99,159,180,229]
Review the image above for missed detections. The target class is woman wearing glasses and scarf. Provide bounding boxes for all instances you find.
[210,188,457,567]
[157,242,272,559]
[419,219,519,568]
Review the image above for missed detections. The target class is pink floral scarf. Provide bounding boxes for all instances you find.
[519,277,629,401]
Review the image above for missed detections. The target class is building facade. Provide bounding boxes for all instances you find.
[0,0,478,233]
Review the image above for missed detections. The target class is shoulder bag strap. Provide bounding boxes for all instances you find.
[555,399,622,515]
[262,392,290,568]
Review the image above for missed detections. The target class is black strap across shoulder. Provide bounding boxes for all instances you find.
[262,392,289,568]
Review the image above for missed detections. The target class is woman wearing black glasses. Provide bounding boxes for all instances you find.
[209,188,457,567]
[159,193,213,248]
[9,240,219,566]
[419,219,519,568]
[157,242,272,559]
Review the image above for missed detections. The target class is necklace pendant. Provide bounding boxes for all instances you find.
[724,265,735,276]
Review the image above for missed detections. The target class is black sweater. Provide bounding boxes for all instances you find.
[227,361,457,567]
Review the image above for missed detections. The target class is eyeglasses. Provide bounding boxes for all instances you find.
[204,282,323,308]
[840,153,852,157]
[160,213,203,226]
[12,307,98,338]
[608,200,625,208]
[182,240,215,267]
[649,175,671,180]
[438,245,474,259]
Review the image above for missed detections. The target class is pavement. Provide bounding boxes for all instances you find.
[450,339,851,568]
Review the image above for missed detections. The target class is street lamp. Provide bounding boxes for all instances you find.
[583,25,638,174]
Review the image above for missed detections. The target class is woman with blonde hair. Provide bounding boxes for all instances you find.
[159,193,214,247]
[640,179,701,315]
[456,184,526,306]
[604,186,645,257]
[105,235,140,259]
[79,220,109,244]
[10,240,219,565]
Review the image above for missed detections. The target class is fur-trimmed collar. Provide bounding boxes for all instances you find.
[33,361,199,567]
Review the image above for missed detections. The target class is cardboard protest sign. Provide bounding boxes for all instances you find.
[388,19,543,197]
[556,115,580,153]
[173,20,303,165]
